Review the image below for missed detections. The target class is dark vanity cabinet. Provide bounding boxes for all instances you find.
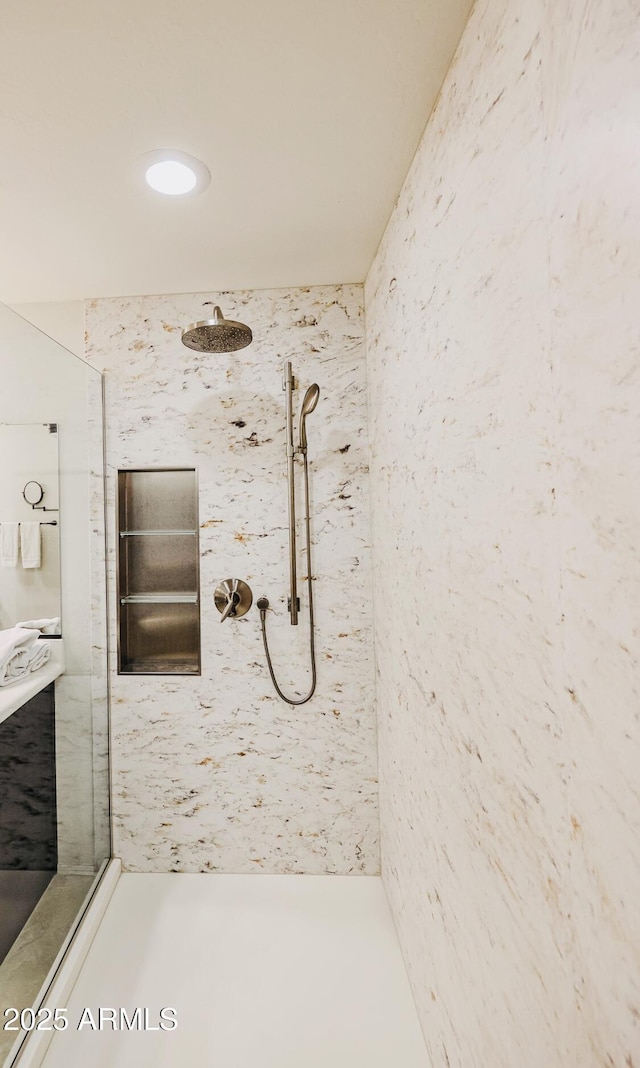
[0,684,57,962]
[117,469,201,675]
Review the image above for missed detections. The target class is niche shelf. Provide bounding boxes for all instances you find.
[117,469,201,675]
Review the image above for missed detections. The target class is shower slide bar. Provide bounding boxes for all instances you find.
[283,359,299,626]
[256,358,319,705]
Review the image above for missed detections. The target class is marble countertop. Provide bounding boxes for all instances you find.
[0,640,65,727]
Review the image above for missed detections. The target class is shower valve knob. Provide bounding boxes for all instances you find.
[214,579,253,622]
[220,592,240,622]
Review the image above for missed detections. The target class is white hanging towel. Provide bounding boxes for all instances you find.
[0,523,19,567]
[20,522,41,568]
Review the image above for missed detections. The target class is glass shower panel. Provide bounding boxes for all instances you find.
[0,300,110,1068]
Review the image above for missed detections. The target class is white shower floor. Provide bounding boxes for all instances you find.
[39,873,429,1068]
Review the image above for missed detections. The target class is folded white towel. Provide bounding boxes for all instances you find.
[0,641,51,686]
[16,617,61,634]
[1,523,19,567]
[0,626,44,686]
[1,648,32,682]
[0,626,39,661]
[26,641,51,673]
[20,522,41,569]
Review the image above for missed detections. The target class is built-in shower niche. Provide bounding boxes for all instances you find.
[117,469,200,675]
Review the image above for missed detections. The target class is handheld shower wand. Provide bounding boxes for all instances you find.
[258,364,320,705]
[299,384,320,453]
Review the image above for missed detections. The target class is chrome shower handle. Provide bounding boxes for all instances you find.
[220,590,240,622]
[214,579,253,622]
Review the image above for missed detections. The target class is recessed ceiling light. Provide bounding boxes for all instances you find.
[137,150,210,197]
[147,160,197,195]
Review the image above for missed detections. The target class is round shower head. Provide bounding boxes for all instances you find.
[181,304,253,353]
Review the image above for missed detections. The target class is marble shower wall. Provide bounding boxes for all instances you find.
[86,284,378,874]
[365,0,640,1064]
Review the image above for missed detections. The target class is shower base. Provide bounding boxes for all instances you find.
[37,873,428,1068]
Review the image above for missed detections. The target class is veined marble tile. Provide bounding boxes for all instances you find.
[55,674,96,874]
[86,284,378,875]
[544,0,640,1061]
[365,0,639,1064]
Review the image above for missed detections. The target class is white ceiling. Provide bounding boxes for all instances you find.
[0,0,472,304]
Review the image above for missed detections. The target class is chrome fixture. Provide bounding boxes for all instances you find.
[283,360,299,626]
[258,360,320,705]
[181,304,253,353]
[299,383,320,453]
[214,579,253,621]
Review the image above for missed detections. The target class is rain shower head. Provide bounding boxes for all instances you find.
[299,383,320,452]
[181,304,253,353]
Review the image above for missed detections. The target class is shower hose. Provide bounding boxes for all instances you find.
[258,451,317,705]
